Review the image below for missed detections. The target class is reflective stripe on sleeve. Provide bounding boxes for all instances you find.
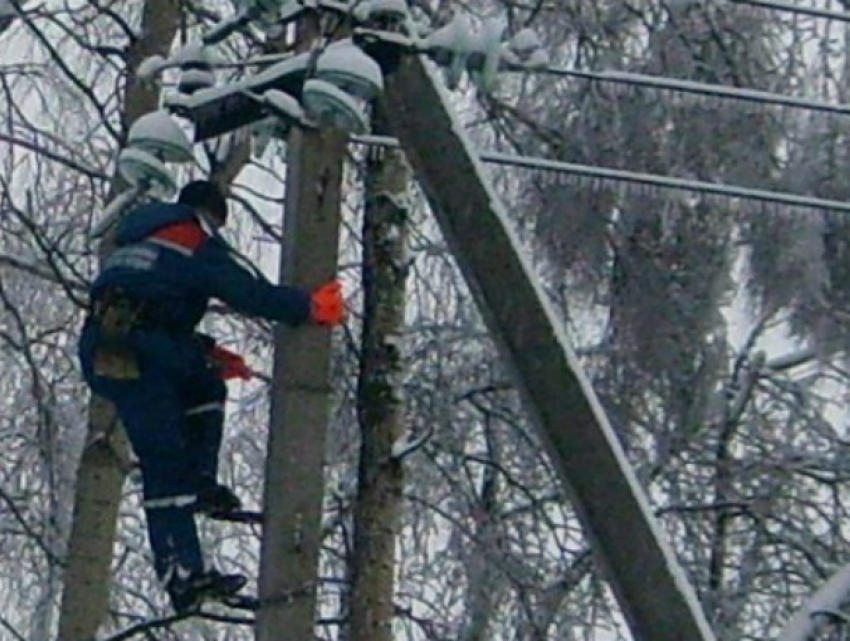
[185,402,225,417]
[143,494,197,510]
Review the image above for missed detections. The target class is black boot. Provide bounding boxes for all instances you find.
[195,483,241,518]
[169,568,248,613]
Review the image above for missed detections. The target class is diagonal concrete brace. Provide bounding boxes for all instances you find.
[379,53,717,641]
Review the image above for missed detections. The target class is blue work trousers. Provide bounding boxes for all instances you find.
[78,321,226,583]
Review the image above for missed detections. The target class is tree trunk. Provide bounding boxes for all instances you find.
[349,134,411,641]
[57,3,179,639]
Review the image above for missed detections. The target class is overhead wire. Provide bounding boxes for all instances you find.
[386,0,850,213]
[530,66,850,117]
[726,0,850,23]
[352,135,850,215]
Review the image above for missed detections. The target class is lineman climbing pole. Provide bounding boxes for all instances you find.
[113,1,717,639]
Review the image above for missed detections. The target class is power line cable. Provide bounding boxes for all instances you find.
[352,134,850,214]
[534,66,850,116]
[727,0,850,23]
[360,34,850,116]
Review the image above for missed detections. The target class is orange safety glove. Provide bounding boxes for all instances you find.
[310,280,345,326]
[209,345,253,380]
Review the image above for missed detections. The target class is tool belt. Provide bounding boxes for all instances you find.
[89,288,158,380]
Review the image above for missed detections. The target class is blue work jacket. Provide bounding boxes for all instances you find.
[91,201,311,331]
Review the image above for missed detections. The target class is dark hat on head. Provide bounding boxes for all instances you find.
[178,180,228,223]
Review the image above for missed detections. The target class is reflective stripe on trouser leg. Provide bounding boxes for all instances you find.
[145,502,204,583]
[102,369,206,583]
[143,494,198,510]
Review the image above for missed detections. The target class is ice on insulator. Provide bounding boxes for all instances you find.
[424,14,473,89]
[302,78,370,134]
[117,147,177,198]
[423,13,472,52]
[506,28,549,69]
[127,110,194,163]
[263,89,304,122]
[468,16,504,92]
[316,40,384,100]
[523,49,550,70]
[477,16,506,43]
[137,55,167,80]
[509,28,541,56]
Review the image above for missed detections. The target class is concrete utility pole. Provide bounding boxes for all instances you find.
[256,22,347,641]
[378,54,717,641]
